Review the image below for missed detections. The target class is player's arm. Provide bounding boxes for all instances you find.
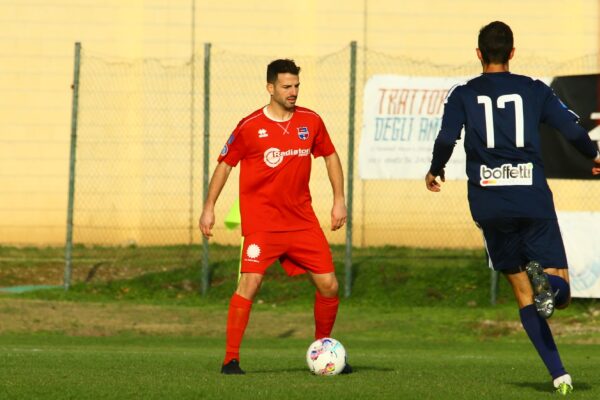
[426,87,465,192]
[323,151,347,231]
[199,161,233,238]
[553,123,600,176]
[540,83,600,175]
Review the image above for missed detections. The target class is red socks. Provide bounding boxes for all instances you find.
[224,293,253,365]
[223,291,339,364]
[314,291,339,339]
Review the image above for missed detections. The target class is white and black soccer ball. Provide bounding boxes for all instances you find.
[306,337,346,376]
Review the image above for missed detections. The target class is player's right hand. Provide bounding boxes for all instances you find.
[593,157,600,175]
[425,170,445,192]
[199,209,215,238]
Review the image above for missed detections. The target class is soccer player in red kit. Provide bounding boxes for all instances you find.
[199,59,350,375]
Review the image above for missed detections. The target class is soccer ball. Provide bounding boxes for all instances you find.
[306,337,346,376]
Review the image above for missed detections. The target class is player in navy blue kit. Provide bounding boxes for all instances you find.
[425,21,600,395]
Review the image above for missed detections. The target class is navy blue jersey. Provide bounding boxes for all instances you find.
[430,72,598,221]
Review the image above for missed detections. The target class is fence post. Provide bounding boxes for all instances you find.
[201,42,212,295]
[345,41,357,298]
[64,42,82,291]
[188,0,197,245]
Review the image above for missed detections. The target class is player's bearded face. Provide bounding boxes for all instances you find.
[270,73,300,110]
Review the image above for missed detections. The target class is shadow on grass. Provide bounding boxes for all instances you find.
[511,380,591,392]
[251,367,311,374]
[251,365,394,374]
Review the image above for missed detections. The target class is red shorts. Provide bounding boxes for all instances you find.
[241,227,334,276]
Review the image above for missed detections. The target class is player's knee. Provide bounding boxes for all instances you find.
[329,280,339,296]
[317,278,338,298]
[236,273,263,300]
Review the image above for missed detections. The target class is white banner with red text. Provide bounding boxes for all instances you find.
[358,75,468,180]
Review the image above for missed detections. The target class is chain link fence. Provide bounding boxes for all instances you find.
[67,49,203,285]
[63,43,600,288]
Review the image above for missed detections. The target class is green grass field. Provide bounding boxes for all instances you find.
[1,245,599,399]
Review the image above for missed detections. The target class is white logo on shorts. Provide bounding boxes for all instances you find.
[246,243,261,259]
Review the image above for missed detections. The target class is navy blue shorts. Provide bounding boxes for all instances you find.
[476,218,568,271]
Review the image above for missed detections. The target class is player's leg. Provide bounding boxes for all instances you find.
[308,271,339,339]
[544,268,571,310]
[222,233,282,374]
[523,218,573,393]
[504,271,570,391]
[479,218,570,391]
[307,270,353,374]
[235,272,264,300]
[524,219,571,311]
[284,227,339,339]
[221,273,263,374]
[523,260,555,318]
[285,228,351,373]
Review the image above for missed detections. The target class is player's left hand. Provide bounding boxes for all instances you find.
[425,170,445,192]
[593,158,600,175]
[331,201,347,231]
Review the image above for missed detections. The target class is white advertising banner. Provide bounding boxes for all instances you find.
[557,211,600,298]
[358,75,469,180]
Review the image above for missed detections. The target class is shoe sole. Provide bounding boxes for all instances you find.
[556,383,573,395]
[221,369,245,375]
[525,261,555,319]
[221,360,245,375]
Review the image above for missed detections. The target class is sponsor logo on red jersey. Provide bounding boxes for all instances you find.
[263,147,311,168]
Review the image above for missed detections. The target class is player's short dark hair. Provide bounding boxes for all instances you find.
[266,59,301,83]
[478,21,513,64]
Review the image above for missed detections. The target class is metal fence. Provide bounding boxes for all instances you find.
[64,42,600,292]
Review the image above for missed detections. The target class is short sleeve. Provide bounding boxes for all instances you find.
[311,116,336,158]
[217,120,247,166]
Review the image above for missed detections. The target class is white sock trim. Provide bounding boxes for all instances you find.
[553,373,572,388]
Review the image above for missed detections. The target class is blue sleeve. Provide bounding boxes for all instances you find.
[539,82,598,159]
[429,86,465,175]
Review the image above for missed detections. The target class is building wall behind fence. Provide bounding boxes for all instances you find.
[1,0,599,247]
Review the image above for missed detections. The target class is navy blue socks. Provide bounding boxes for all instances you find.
[519,304,566,379]
[548,275,570,308]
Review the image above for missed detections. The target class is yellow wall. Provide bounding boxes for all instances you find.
[1,0,598,246]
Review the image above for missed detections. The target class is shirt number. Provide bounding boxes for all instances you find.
[477,94,524,148]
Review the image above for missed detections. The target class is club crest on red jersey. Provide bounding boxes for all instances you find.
[297,126,309,140]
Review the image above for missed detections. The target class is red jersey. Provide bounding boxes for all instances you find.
[218,106,336,236]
